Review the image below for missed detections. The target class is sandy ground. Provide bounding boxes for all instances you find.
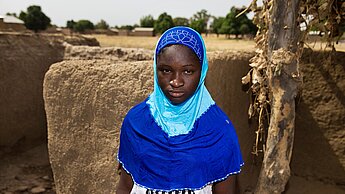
[0,144,55,194]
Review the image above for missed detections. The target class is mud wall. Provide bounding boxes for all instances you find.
[289,50,345,192]
[43,51,254,193]
[0,33,65,150]
[206,51,260,192]
[44,59,153,194]
[0,32,113,152]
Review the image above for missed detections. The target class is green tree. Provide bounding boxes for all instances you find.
[19,12,27,22]
[6,12,17,17]
[66,20,76,29]
[140,15,155,27]
[190,20,206,34]
[239,23,250,37]
[154,12,174,34]
[219,20,231,38]
[190,9,210,34]
[95,19,109,29]
[222,7,240,38]
[210,17,225,37]
[74,20,94,33]
[19,5,51,32]
[118,25,134,30]
[222,7,257,38]
[173,17,189,26]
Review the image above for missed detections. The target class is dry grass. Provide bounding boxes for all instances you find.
[86,34,345,52]
[88,35,159,50]
[305,41,345,52]
[87,34,256,51]
[203,35,256,51]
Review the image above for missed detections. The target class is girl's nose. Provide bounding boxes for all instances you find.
[169,74,184,88]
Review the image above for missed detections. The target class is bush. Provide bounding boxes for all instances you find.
[74,20,94,33]
[19,5,51,32]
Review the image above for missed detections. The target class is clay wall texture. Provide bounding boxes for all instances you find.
[289,50,345,192]
[0,34,99,150]
[0,34,65,149]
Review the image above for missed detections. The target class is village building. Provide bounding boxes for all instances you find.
[117,27,154,37]
[130,27,154,36]
[0,15,26,31]
[118,29,131,36]
[109,28,119,35]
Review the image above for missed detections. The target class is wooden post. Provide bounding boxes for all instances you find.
[255,0,301,193]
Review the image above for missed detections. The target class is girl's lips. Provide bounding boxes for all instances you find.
[168,91,184,98]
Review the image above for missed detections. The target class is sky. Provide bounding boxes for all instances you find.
[0,0,252,27]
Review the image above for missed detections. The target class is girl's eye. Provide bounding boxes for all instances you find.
[162,69,171,73]
[184,70,193,74]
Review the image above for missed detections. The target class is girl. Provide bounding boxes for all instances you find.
[117,26,243,194]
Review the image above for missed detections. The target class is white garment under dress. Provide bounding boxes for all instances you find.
[130,184,213,194]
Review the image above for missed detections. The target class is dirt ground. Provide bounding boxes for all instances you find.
[0,144,55,194]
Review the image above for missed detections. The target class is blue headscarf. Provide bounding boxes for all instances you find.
[146,26,215,137]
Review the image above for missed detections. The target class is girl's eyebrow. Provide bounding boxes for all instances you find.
[183,64,196,67]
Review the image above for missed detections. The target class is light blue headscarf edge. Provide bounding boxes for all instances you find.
[146,26,215,137]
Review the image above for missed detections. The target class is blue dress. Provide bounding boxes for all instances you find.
[117,99,244,192]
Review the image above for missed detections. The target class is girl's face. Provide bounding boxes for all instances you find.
[157,44,201,105]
